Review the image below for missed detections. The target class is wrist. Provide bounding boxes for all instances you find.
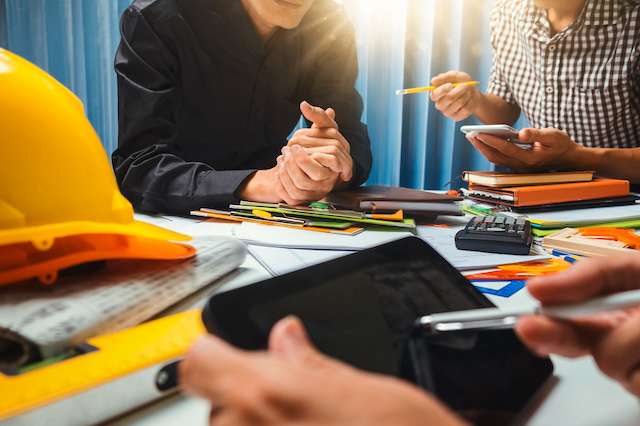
[470,88,483,116]
[572,146,640,183]
[569,144,600,171]
[237,170,282,203]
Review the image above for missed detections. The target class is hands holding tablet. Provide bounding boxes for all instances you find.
[180,251,640,425]
[180,316,466,426]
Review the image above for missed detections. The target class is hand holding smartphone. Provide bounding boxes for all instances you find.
[460,124,531,149]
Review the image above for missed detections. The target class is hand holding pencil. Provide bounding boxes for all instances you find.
[418,70,483,122]
[396,81,480,95]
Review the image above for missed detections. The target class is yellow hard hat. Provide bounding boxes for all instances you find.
[0,48,194,285]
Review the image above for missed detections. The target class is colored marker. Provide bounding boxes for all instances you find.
[550,249,584,263]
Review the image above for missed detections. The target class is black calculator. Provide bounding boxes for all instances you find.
[455,215,533,255]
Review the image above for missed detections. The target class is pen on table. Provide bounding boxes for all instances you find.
[396,81,480,95]
[415,288,640,333]
[550,249,584,263]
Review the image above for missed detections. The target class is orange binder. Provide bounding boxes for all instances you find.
[468,178,630,207]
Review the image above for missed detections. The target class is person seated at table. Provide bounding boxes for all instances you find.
[112,0,373,215]
[430,0,640,185]
[180,253,640,425]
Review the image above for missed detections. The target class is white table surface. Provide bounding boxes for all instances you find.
[95,215,640,425]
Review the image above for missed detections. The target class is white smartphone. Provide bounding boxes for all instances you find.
[460,124,531,149]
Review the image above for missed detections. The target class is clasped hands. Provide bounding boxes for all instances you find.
[240,100,354,205]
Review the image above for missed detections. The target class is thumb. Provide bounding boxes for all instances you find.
[269,316,365,379]
[518,127,543,143]
[179,334,247,400]
[268,315,328,366]
[430,70,471,86]
[519,127,562,144]
[301,101,338,129]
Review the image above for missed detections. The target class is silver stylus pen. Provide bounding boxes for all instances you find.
[417,289,640,333]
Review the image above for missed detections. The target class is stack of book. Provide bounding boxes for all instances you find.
[192,186,464,235]
[322,185,463,215]
[462,170,633,211]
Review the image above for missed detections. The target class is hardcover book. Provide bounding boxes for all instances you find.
[462,170,595,187]
[323,185,463,215]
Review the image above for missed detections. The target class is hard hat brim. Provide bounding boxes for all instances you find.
[0,232,196,286]
[0,220,191,251]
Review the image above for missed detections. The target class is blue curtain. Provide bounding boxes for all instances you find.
[0,0,523,191]
[0,0,130,156]
[340,0,511,190]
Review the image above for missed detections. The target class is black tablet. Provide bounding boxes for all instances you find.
[203,236,553,425]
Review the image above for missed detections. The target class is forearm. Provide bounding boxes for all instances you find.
[236,169,284,204]
[113,146,255,214]
[571,146,640,184]
[474,92,521,125]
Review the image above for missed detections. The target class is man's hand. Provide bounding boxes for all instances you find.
[239,101,357,205]
[180,316,468,426]
[236,158,338,206]
[515,253,640,398]
[430,71,480,121]
[274,144,341,205]
[288,101,354,183]
[466,127,583,173]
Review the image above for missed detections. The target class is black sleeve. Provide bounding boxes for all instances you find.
[302,4,372,187]
[112,6,255,215]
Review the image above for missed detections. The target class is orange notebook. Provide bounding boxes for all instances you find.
[468,178,630,207]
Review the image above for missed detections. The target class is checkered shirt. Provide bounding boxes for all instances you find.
[487,0,640,148]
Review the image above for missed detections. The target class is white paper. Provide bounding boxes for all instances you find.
[248,245,353,276]
[133,213,205,233]
[0,236,247,366]
[232,222,413,250]
[245,224,549,278]
[416,226,550,270]
[520,203,640,224]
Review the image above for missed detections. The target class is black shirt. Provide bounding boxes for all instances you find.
[113,0,373,214]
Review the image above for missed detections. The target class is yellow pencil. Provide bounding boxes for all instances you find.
[395,81,480,95]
